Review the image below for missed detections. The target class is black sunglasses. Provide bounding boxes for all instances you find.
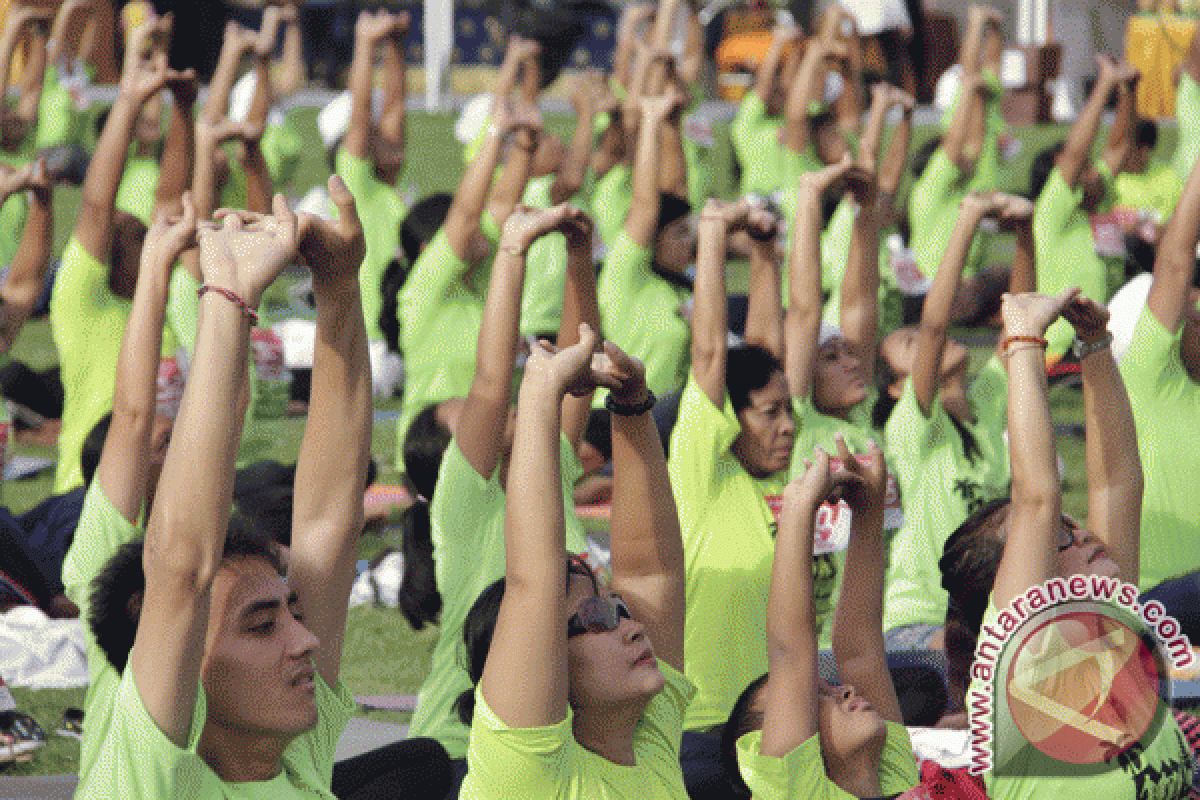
[567,594,631,638]
[1058,525,1081,552]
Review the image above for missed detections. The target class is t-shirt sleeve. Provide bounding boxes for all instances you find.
[78,667,208,799]
[403,228,471,323]
[631,661,696,779]
[166,266,201,357]
[1121,305,1184,397]
[1033,167,1082,242]
[51,237,108,333]
[60,483,143,613]
[909,150,961,222]
[465,683,575,795]
[336,147,378,205]
[883,379,941,462]
[667,372,742,530]
[969,355,1008,430]
[732,92,767,151]
[736,729,850,800]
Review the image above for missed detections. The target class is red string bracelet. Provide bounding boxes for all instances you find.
[1001,334,1047,354]
[197,285,259,325]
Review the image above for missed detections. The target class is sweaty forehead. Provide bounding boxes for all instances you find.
[214,559,291,621]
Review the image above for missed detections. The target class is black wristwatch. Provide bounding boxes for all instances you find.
[1072,332,1113,361]
[605,390,657,416]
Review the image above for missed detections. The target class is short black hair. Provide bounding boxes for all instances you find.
[584,409,613,463]
[655,192,692,239]
[88,518,283,673]
[81,414,113,488]
[1135,119,1158,151]
[1030,142,1066,201]
[400,194,455,267]
[403,403,453,502]
[722,673,769,797]
[726,345,784,413]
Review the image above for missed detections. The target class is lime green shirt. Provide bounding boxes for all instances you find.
[1172,73,1200,198]
[61,483,143,782]
[971,599,1193,800]
[1033,166,1122,359]
[881,358,1010,633]
[337,148,408,342]
[518,174,569,338]
[0,150,28,269]
[460,660,695,799]
[1114,164,1180,222]
[939,70,1006,195]
[1119,306,1200,591]
[115,154,160,224]
[668,374,790,731]
[395,227,484,462]
[51,237,131,492]
[597,232,689,397]
[908,149,985,284]
[732,93,786,198]
[736,722,918,799]
[592,165,632,248]
[409,436,588,758]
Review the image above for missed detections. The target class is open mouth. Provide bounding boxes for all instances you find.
[290,669,316,690]
[632,651,656,669]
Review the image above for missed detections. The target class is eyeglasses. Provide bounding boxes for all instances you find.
[567,594,631,638]
[1058,525,1081,552]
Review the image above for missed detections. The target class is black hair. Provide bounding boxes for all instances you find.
[88,518,283,673]
[82,413,113,488]
[397,501,441,630]
[726,345,784,413]
[1136,119,1158,151]
[584,408,613,463]
[453,555,596,725]
[872,353,901,431]
[379,256,407,355]
[403,403,453,503]
[1030,142,1066,201]
[326,134,344,175]
[938,496,1011,636]
[501,0,601,89]
[722,673,770,797]
[400,194,454,268]
[911,136,943,182]
[655,192,692,239]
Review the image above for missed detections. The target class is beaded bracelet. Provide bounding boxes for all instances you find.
[197,285,259,325]
[1000,334,1047,355]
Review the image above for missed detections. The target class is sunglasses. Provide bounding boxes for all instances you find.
[567,594,631,638]
[1058,525,1081,552]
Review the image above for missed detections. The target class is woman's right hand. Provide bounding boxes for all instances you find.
[524,323,620,398]
[1001,288,1080,339]
[499,204,582,256]
[142,191,197,280]
[197,194,299,308]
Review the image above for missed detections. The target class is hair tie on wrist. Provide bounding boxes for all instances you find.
[197,284,259,325]
[1001,334,1047,354]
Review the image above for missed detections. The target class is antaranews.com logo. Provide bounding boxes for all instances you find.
[967,574,1194,783]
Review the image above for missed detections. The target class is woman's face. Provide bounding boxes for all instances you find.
[654,216,697,274]
[813,338,868,415]
[201,558,320,742]
[565,572,664,712]
[817,679,887,768]
[732,371,795,478]
[1053,515,1120,579]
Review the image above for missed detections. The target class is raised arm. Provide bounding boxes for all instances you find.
[692,201,741,408]
[97,195,196,524]
[607,342,685,672]
[1101,63,1140,177]
[942,71,990,175]
[375,12,410,165]
[839,166,882,383]
[1057,56,1119,189]
[270,1,306,99]
[480,324,617,729]
[877,88,914,214]
[780,37,841,154]
[342,11,403,162]
[657,72,689,200]
[1002,195,1037,295]
[47,0,96,67]
[624,88,679,249]
[830,437,902,725]
[485,101,539,234]
[192,115,248,221]
[857,84,892,173]
[289,177,371,687]
[753,26,802,107]
[0,161,51,355]
[613,4,654,90]
[759,449,834,757]
[153,72,197,218]
[0,7,51,126]
[743,209,785,360]
[240,49,273,214]
[132,196,298,747]
[910,193,995,415]
[558,211,603,450]
[551,71,605,205]
[202,20,255,125]
[443,101,525,261]
[456,205,575,480]
[1148,131,1200,333]
[785,157,852,400]
[1062,297,1141,584]
[15,14,49,124]
[993,288,1079,609]
[75,18,172,264]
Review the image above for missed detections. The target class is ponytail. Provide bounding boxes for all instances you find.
[397,501,441,630]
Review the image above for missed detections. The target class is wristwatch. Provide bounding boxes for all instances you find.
[1072,332,1113,361]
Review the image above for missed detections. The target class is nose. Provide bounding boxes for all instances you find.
[620,614,646,644]
[289,613,319,659]
[840,684,856,702]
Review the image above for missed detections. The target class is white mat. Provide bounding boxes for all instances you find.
[0,607,87,689]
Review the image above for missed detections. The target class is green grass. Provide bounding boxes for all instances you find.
[0,112,1109,776]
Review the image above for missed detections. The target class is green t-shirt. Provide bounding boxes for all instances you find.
[881,358,1010,633]
[736,721,918,799]
[1172,73,1200,197]
[337,148,408,343]
[732,93,786,198]
[1114,165,1180,222]
[908,149,985,284]
[1119,306,1200,591]
[115,154,160,224]
[939,70,1006,195]
[50,237,131,492]
[460,659,695,799]
[0,150,28,269]
[970,599,1193,800]
[80,661,354,799]
[597,232,689,397]
[35,64,87,150]
[395,227,484,463]
[409,435,588,758]
[61,483,144,781]
[1033,165,1122,359]
[592,164,632,248]
[518,174,569,339]
[668,374,790,732]
[789,394,877,650]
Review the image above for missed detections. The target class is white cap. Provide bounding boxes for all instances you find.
[456,93,494,145]
[819,322,842,347]
[934,65,962,114]
[1107,272,1153,364]
[317,89,383,150]
[228,71,286,129]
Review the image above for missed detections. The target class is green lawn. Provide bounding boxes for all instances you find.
[0,109,1121,776]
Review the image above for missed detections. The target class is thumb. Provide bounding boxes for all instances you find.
[328,174,361,231]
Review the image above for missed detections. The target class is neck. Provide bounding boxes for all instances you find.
[571,699,647,767]
[198,722,289,784]
[940,373,973,424]
[827,741,884,798]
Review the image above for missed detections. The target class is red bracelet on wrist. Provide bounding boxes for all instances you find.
[197,285,259,325]
[1001,334,1047,354]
